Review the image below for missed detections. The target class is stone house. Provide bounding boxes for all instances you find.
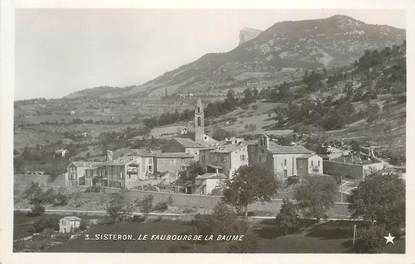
[257,134,316,180]
[194,172,227,195]
[54,148,69,158]
[163,137,207,161]
[296,153,324,178]
[199,143,249,178]
[154,152,194,183]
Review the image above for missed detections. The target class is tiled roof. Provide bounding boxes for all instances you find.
[268,142,314,155]
[173,137,206,148]
[106,156,138,166]
[156,152,194,158]
[298,154,317,159]
[127,149,154,157]
[211,143,247,153]
[196,172,227,180]
[61,216,81,221]
[71,161,104,168]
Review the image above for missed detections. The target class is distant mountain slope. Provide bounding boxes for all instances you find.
[65,15,405,99]
[64,85,141,99]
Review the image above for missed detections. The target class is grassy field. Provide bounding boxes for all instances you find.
[33,218,404,253]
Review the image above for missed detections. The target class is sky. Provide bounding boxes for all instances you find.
[15,9,405,100]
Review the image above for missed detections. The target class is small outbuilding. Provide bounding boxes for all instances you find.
[194,172,227,195]
[59,216,81,233]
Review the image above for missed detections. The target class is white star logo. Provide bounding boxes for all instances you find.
[384,233,395,245]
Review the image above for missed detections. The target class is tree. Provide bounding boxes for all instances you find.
[294,175,338,222]
[275,199,299,235]
[225,89,237,107]
[106,193,132,222]
[141,194,154,214]
[178,161,205,185]
[354,225,385,253]
[347,173,405,229]
[223,165,278,217]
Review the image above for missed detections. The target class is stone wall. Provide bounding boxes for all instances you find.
[323,160,384,179]
[120,190,350,218]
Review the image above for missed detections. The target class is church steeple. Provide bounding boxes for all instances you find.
[194,97,204,143]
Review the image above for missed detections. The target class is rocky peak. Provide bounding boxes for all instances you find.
[239,27,263,45]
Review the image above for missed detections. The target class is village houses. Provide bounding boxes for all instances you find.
[66,97,324,192]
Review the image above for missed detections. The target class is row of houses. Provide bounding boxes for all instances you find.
[65,98,324,193]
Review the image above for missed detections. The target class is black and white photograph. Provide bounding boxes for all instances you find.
[0,2,412,261]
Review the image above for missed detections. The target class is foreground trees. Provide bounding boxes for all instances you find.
[294,175,338,222]
[222,165,278,217]
[347,172,405,253]
[348,172,405,230]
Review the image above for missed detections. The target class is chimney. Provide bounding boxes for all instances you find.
[106,150,113,161]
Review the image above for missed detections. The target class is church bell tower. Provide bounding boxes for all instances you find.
[194,97,204,143]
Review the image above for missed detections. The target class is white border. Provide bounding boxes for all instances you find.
[1,0,414,263]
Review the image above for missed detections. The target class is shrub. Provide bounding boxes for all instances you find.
[131,215,146,223]
[153,201,168,212]
[354,225,385,253]
[141,195,154,213]
[32,216,59,233]
[52,193,68,206]
[85,186,101,193]
[106,193,132,222]
[29,203,45,216]
[79,219,88,231]
[275,199,299,235]
[167,196,174,206]
[23,182,43,200]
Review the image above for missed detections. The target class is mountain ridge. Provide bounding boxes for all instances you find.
[63,15,405,99]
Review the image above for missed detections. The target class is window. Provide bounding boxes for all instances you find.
[311,160,314,167]
[197,117,202,126]
[284,159,287,166]
[197,107,201,113]
[318,160,321,167]
[241,154,245,161]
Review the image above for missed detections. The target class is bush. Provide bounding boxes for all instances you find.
[106,193,132,222]
[52,193,68,206]
[23,182,43,200]
[85,186,101,193]
[131,215,146,223]
[98,216,115,225]
[29,203,45,216]
[354,225,385,253]
[32,216,59,233]
[141,195,154,213]
[275,199,299,235]
[79,219,88,231]
[153,201,168,212]
[167,196,174,206]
